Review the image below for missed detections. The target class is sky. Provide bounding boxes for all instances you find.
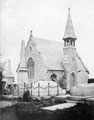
[1,0,94,82]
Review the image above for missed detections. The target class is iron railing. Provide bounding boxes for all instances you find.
[3,82,65,97]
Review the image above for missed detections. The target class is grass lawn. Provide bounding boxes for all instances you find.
[1,96,94,120]
[15,102,94,120]
[1,106,20,120]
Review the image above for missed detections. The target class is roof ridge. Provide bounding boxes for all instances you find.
[33,37,63,43]
[76,53,89,74]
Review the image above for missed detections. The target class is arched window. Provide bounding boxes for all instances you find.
[27,58,34,77]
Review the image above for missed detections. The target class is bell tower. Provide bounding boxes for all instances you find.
[63,8,77,90]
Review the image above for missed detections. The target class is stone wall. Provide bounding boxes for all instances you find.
[63,47,78,90]
[25,41,48,83]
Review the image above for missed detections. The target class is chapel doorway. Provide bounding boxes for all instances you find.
[50,73,57,82]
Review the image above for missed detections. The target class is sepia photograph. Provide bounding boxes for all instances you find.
[0,0,94,120]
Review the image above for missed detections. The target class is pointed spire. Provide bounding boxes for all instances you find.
[6,60,14,78]
[8,60,11,73]
[18,40,28,84]
[20,40,26,68]
[63,8,77,40]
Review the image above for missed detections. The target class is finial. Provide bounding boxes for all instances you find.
[68,7,70,11]
[68,0,71,11]
[30,30,33,37]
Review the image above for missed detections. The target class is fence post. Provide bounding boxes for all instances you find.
[48,83,50,96]
[9,85,11,95]
[18,84,19,96]
[24,83,25,93]
[57,82,59,96]
[38,83,40,97]
[6,85,8,95]
[1,83,3,95]
[12,84,14,96]
[11,84,13,95]
[26,84,28,91]
[31,83,32,96]
[7,85,9,95]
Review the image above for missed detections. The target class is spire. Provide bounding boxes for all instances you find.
[8,60,11,74]
[20,40,26,68]
[6,60,14,78]
[18,40,28,84]
[63,8,77,40]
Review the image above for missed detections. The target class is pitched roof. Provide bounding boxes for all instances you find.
[25,37,89,72]
[27,37,64,71]
[63,8,77,40]
[76,53,89,74]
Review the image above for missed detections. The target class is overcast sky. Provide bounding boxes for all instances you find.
[1,0,94,81]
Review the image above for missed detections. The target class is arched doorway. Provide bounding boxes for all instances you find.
[70,72,77,89]
[50,73,57,82]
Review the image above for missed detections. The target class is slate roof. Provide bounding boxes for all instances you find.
[29,37,64,71]
[76,53,89,73]
[25,37,89,73]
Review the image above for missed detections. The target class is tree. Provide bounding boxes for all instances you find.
[0,62,5,95]
[58,73,67,89]
[0,64,4,81]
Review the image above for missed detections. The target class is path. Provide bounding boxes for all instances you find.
[41,103,76,111]
[0,101,17,108]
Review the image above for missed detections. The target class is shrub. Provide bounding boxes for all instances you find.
[52,103,94,120]
[53,98,66,104]
[23,90,30,102]
[0,62,5,95]
[15,102,94,120]
[58,73,67,89]
[15,102,52,120]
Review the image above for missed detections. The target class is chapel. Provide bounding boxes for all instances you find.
[17,9,89,90]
